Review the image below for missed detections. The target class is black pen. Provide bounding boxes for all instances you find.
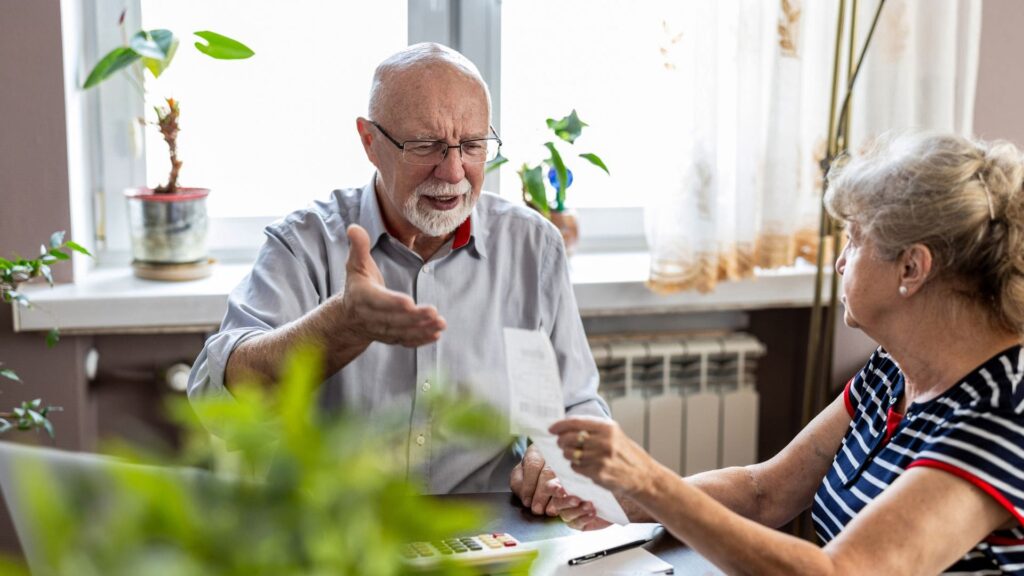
[567,537,651,566]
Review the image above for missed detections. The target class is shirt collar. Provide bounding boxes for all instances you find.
[357,174,488,259]
[357,177,390,249]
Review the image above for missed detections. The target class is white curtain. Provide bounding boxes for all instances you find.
[646,0,981,294]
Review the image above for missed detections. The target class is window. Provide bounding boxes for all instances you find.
[139,1,408,221]
[94,1,408,261]
[92,0,651,260]
[499,0,688,210]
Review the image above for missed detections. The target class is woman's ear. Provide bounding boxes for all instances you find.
[900,243,933,296]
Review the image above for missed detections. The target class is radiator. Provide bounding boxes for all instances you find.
[591,333,765,476]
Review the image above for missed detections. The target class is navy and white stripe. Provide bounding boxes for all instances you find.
[813,346,1024,574]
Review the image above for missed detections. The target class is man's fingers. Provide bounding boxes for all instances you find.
[530,468,557,515]
[345,224,378,277]
[560,501,595,524]
[509,463,524,501]
[518,446,545,507]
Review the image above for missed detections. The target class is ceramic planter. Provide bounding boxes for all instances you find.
[125,187,210,275]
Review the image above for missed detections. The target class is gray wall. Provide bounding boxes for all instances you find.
[974,0,1024,142]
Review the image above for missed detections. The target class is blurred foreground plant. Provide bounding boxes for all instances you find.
[6,344,524,575]
[0,231,90,435]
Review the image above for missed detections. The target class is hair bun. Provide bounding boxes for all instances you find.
[981,141,1024,201]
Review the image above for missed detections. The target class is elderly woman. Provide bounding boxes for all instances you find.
[550,132,1024,575]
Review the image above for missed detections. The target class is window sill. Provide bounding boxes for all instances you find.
[11,254,826,334]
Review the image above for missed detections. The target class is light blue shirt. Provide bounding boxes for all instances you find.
[188,178,608,493]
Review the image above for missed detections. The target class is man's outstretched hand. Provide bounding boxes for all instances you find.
[338,224,447,347]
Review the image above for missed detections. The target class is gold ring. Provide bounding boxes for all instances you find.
[576,430,589,448]
[572,448,583,465]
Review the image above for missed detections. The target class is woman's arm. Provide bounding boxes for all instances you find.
[554,393,852,528]
[551,398,1012,576]
[636,459,1009,576]
[687,394,851,527]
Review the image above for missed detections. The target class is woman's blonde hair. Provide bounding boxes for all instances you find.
[825,131,1024,335]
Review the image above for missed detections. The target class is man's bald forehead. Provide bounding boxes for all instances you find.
[368,42,491,122]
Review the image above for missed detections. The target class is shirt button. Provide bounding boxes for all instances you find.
[416,434,426,446]
[422,264,432,274]
[421,380,431,392]
[889,397,898,405]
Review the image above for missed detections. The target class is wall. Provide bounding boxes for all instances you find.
[974,0,1024,142]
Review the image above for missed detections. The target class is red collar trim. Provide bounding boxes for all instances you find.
[452,217,472,249]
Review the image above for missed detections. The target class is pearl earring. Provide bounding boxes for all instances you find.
[899,285,909,296]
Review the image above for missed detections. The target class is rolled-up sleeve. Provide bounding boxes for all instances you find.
[541,234,610,420]
[187,227,323,404]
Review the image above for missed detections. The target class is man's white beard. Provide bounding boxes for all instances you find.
[402,178,475,237]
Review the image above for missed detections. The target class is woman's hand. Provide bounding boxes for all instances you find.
[548,416,654,496]
[550,488,612,531]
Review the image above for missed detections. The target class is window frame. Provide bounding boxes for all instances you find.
[88,0,645,267]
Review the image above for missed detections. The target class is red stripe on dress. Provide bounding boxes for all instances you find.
[986,534,1024,546]
[843,377,855,418]
[883,407,904,444]
[908,459,1024,526]
[452,217,472,249]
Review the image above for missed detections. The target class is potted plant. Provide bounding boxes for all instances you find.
[488,110,609,252]
[0,231,90,436]
[0,346,525,575]
[83,12,254,280]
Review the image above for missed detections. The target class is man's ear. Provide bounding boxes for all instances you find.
[900,243,933,296]
[356,117,378,164]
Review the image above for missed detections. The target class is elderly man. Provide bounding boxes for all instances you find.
[188,43,608,514]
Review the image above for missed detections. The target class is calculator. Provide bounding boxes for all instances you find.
[401,532,538,571]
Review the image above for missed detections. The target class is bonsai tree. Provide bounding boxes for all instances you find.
[0,232,90,436]
[488,109,610,217]
[83,11,254,194]
[0,345,526,575]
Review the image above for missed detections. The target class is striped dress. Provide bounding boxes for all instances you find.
[812,345,1024,574]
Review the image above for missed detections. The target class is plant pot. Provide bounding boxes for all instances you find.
[125,187,211,280]
[549,209,579,254]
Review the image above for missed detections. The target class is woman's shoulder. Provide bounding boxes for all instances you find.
[943,344,1024,418]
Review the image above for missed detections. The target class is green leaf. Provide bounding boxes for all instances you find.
[129,29,173,60]
[0,419,12,435]
[0,257,11,268]
[65,241,91,256]
[0,368,20,382]
[8,291,30,308]
[47,249,69,261]
[42,417,55,439]
[27,409,44,426]
[579,152,610,175]
[141,34,180,79]
[46,328,60,349]
[519,164,548,217]
[193,31,254,60]
[485,153,508,174]
[48,231,65,249]
[545,142,568,211]
[83,46,141,89]
[40,264,53,286]
[545,109,588,144]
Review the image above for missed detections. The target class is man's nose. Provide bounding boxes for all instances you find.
[433,146,466,183]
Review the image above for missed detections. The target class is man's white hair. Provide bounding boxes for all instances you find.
[367,42,492,122]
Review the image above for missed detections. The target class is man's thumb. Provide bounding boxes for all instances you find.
[346,224,374,274]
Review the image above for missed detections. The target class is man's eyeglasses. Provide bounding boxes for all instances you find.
[368,120,502,166]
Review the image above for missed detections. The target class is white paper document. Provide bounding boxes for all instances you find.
[504,328,629,525]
